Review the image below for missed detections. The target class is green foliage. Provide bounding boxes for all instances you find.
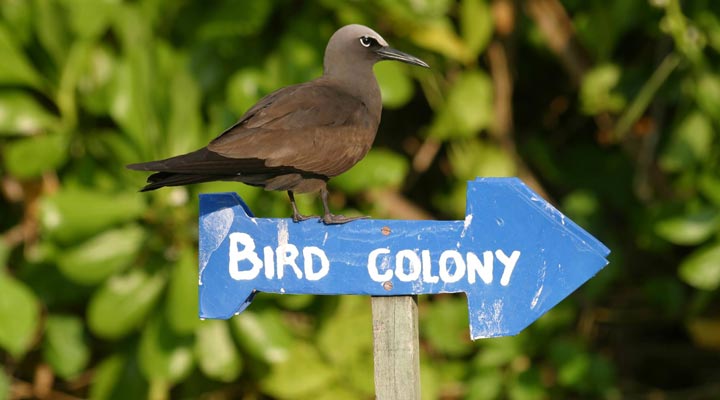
[2,0,720,398]
[0,274,39,358]
[43,315,90,379]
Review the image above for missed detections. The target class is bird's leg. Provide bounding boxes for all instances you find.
[319,187,369,225]
[288,191,318,222]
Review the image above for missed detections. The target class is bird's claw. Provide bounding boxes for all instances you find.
[321,214,369,225]
[292,213,320,223]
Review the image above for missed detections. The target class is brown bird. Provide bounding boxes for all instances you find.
[127,24,428,224]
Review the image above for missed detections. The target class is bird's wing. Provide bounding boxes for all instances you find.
[207,81,379,178]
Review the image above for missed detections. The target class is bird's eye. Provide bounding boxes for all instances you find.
[359,36,374,48]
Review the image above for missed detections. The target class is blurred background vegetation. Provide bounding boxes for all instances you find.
[1,0,720,398]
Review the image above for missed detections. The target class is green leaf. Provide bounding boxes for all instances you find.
[474,336,523,368]
[460,0,493,57]
[411,19,471,63]
[60,0,116,39]
[231,309,293,364]
[43,314,90,379]
[467,367,503,400]
[138,314,194,384]
[195,320,242,382]
[195,0,273,40]
[77,44,117,115]
[429,71,493,140]
[700,174,720,206]
[227,69,265,116]
[40,188,146,244]
[0,23,42,87]
[679,243,720,291]
[655,209,719,245]
[508,368,544,400]
[316,296,374,395]
[0,91,58,136]
[659,111,715,172]
[696,73,720,123]
[0,367,8,400]
[421,296,473,357]
[56,225,145,285]
[89,354,148,400]
[0,274,39,358]
[165,250,199,334]
[3,134,67,179]
[1,0,33,45]
[331,148,409,194]
[260,342,337,398]
[448,139,516,180]
[166,64,203,155]
[317,296,372,365]
[87,270,166,340]
[375,61,414,109]
[34,0,72,67]
[580,64,626,115]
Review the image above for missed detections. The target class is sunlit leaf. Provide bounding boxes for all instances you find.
[1,0,33,45]
[421,296,473,356]
[474,336,523,368]
[679,242,720,290]
[138,314,194,384]
[467,366,503,400]
[448,139,515,180]
[40,188,146,244]
[696,73,720,123]
[57,225,145,285]
[410,19,471,62]
[195,320,242,382]
[581,64,626,115]
[659,111,715,172]
[167,63,203,154]
[3,134,67,179]
[227,69,265,116]
[375,61,414,109]
[0,367,7,400]
[429,71,493,139]
[655,209,719,245]
[0,274,39,358]
[87,270,166,340]
[317,296,374,396]
[61,0,116,39]
[460,0,493,58]
[196,0,273,39]
[260,342,336,398]
[43,314,90,379]
[0,23,42,87]
[0,91,58,136]
[317,296,372,365]
[89,354,148,400]
[332,148,409,194]
[77,44,117,115]
[165,250,199,334]
[231,309,292,364]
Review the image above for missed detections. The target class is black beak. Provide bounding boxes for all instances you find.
[375,46,429,68]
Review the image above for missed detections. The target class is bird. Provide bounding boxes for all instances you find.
[127,24,429,224]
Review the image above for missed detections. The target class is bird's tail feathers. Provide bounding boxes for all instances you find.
[139,172,215,191]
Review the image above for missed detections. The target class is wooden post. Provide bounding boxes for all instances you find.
[371,295,421,400]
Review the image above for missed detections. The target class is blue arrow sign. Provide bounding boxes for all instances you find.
[198,177,609,339]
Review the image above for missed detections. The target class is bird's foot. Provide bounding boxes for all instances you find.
[292,213,320,223]
[321,213,369,225]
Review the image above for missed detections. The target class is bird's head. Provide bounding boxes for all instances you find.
[323,24,429,77]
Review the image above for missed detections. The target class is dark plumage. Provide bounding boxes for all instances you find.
[127,24,428,224]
